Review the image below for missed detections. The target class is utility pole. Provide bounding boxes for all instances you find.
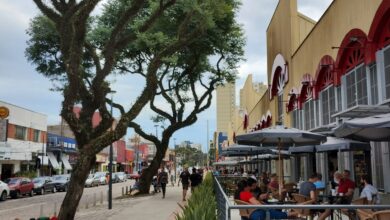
[206,120,209,168]
[108,91,116,210]
[173,138,176,182]
[154,124,158,139]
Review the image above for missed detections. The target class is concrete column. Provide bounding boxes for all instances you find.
[14,162,21,173]
[382,142,390,193]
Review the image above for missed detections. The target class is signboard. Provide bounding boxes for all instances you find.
[0,119,7,142]
[0,106,9,119]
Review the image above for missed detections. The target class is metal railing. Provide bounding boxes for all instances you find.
[213,175,390,220]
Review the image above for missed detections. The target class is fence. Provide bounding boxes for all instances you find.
[213,175,390,220]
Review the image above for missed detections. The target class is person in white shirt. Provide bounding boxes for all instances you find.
[360,175,380,204]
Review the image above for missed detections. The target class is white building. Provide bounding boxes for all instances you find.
[0,101,47,180]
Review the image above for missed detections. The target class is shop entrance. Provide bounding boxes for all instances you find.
[327,151,338,181]
[1,164,13,180]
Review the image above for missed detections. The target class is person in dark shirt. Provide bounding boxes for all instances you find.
[179,167,190,201]
[158,169,168,199]
[299,173,319,203]
[190,168,202,192]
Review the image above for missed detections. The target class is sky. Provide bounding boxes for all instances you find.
[0,0,333,152]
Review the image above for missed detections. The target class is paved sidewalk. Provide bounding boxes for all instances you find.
[75,184,190,220]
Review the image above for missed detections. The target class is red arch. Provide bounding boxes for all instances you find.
[313,55,336,99]
[270,66,283,98]
[298,73,314,109]
[286,87,299,113]
[368,1,390,52]
[335,29,368,85]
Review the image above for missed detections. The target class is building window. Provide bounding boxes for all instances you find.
[369,64,379,105]
[277,93,283,123]
[384,47,390,100]
[304,99,315,130]
[320,86,337,125]
[15,125,27,140]
[343,65,368,108]
[33,130,40,142]
[292,109,298,128]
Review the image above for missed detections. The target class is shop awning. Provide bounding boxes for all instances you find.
[61,155,72,170]
[315,137,370,152]
[213,160,238,166]
[47,152,60,169]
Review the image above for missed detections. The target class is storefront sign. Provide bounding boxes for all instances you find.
[96,154,107,163]
[0,106,9,119]
[0,119,7,142]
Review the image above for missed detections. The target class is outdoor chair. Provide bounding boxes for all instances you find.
[291,193,315,220]
[341,197,368,220]
[371,210,390,220]
[284,182,297,192]
[235,199,255,220]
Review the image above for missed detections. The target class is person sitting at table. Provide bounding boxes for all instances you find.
[247,177,268,201]
[318,171,355,220]
[260,172,270,185]
[360,175,380,204]
[313,173,325,189]
[268,173,279,191]
[234,179,298,220]
[299,173,319,203]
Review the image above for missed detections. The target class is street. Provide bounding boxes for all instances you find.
[0,180,135,220]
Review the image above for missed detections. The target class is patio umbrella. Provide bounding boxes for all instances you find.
[315,137,370,152]
[220,144,274,157]
[288,145,316,154]
[236,125,326,194]
[334,113,390,141]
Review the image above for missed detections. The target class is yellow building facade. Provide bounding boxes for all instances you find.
[231,0,390,191]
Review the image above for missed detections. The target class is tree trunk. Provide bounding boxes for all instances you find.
[58,153,95,220]
[138,144,167,194]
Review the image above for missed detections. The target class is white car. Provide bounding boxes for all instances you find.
[0,180,10,201]
[115,172,127,182]
[93,172,107,185]
[85,174,95,187]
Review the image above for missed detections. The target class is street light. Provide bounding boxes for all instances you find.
[154,124,158,139]
[108,90,116,210]
[173,138,176,182]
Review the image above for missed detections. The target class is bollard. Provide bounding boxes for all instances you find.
[39,204,44,217]
[125,186,128,195]
[100,191,103,204]
[93,193,97,207]
[54,202,57,216]
[85,195,89,209]
[122,187,124,196]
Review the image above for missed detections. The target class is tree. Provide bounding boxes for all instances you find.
[119,0,244,193]
[26,0,233,219]
[175,146,203,167]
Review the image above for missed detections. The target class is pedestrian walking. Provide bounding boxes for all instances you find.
[189,168,202,193]
[179,167,190,201]
[158,169,168,198]
[170,171,175,187]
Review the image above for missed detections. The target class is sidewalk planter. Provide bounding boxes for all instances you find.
[176,173,217,220]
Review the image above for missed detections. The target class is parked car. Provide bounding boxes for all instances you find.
[6,177,34,199]
[128,172,140,180]
[115,172,126,182]
[93,172,107,185]
[52,174,70,192]
[111,173,120,183]
[33,176,56,195]
[85,174,99,187]
[0,180,10,201]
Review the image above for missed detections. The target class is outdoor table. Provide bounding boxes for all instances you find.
[317,195,349,220]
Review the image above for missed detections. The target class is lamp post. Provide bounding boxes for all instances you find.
[154,124,158,139]
[108,91,116,210]
[173,138,176,182]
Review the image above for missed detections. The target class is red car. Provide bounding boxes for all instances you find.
[6,177,34,199]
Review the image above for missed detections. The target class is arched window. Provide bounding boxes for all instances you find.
[335,29,369,109]
[299,74,318,130]
[368,1,390,102]
[314,56,338,125]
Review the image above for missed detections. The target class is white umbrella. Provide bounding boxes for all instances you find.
[334,113,390,141]
[236,125,326,194]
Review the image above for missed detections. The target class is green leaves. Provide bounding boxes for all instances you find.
[176,173,217,220]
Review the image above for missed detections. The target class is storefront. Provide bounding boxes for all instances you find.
[231,0,390,192]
